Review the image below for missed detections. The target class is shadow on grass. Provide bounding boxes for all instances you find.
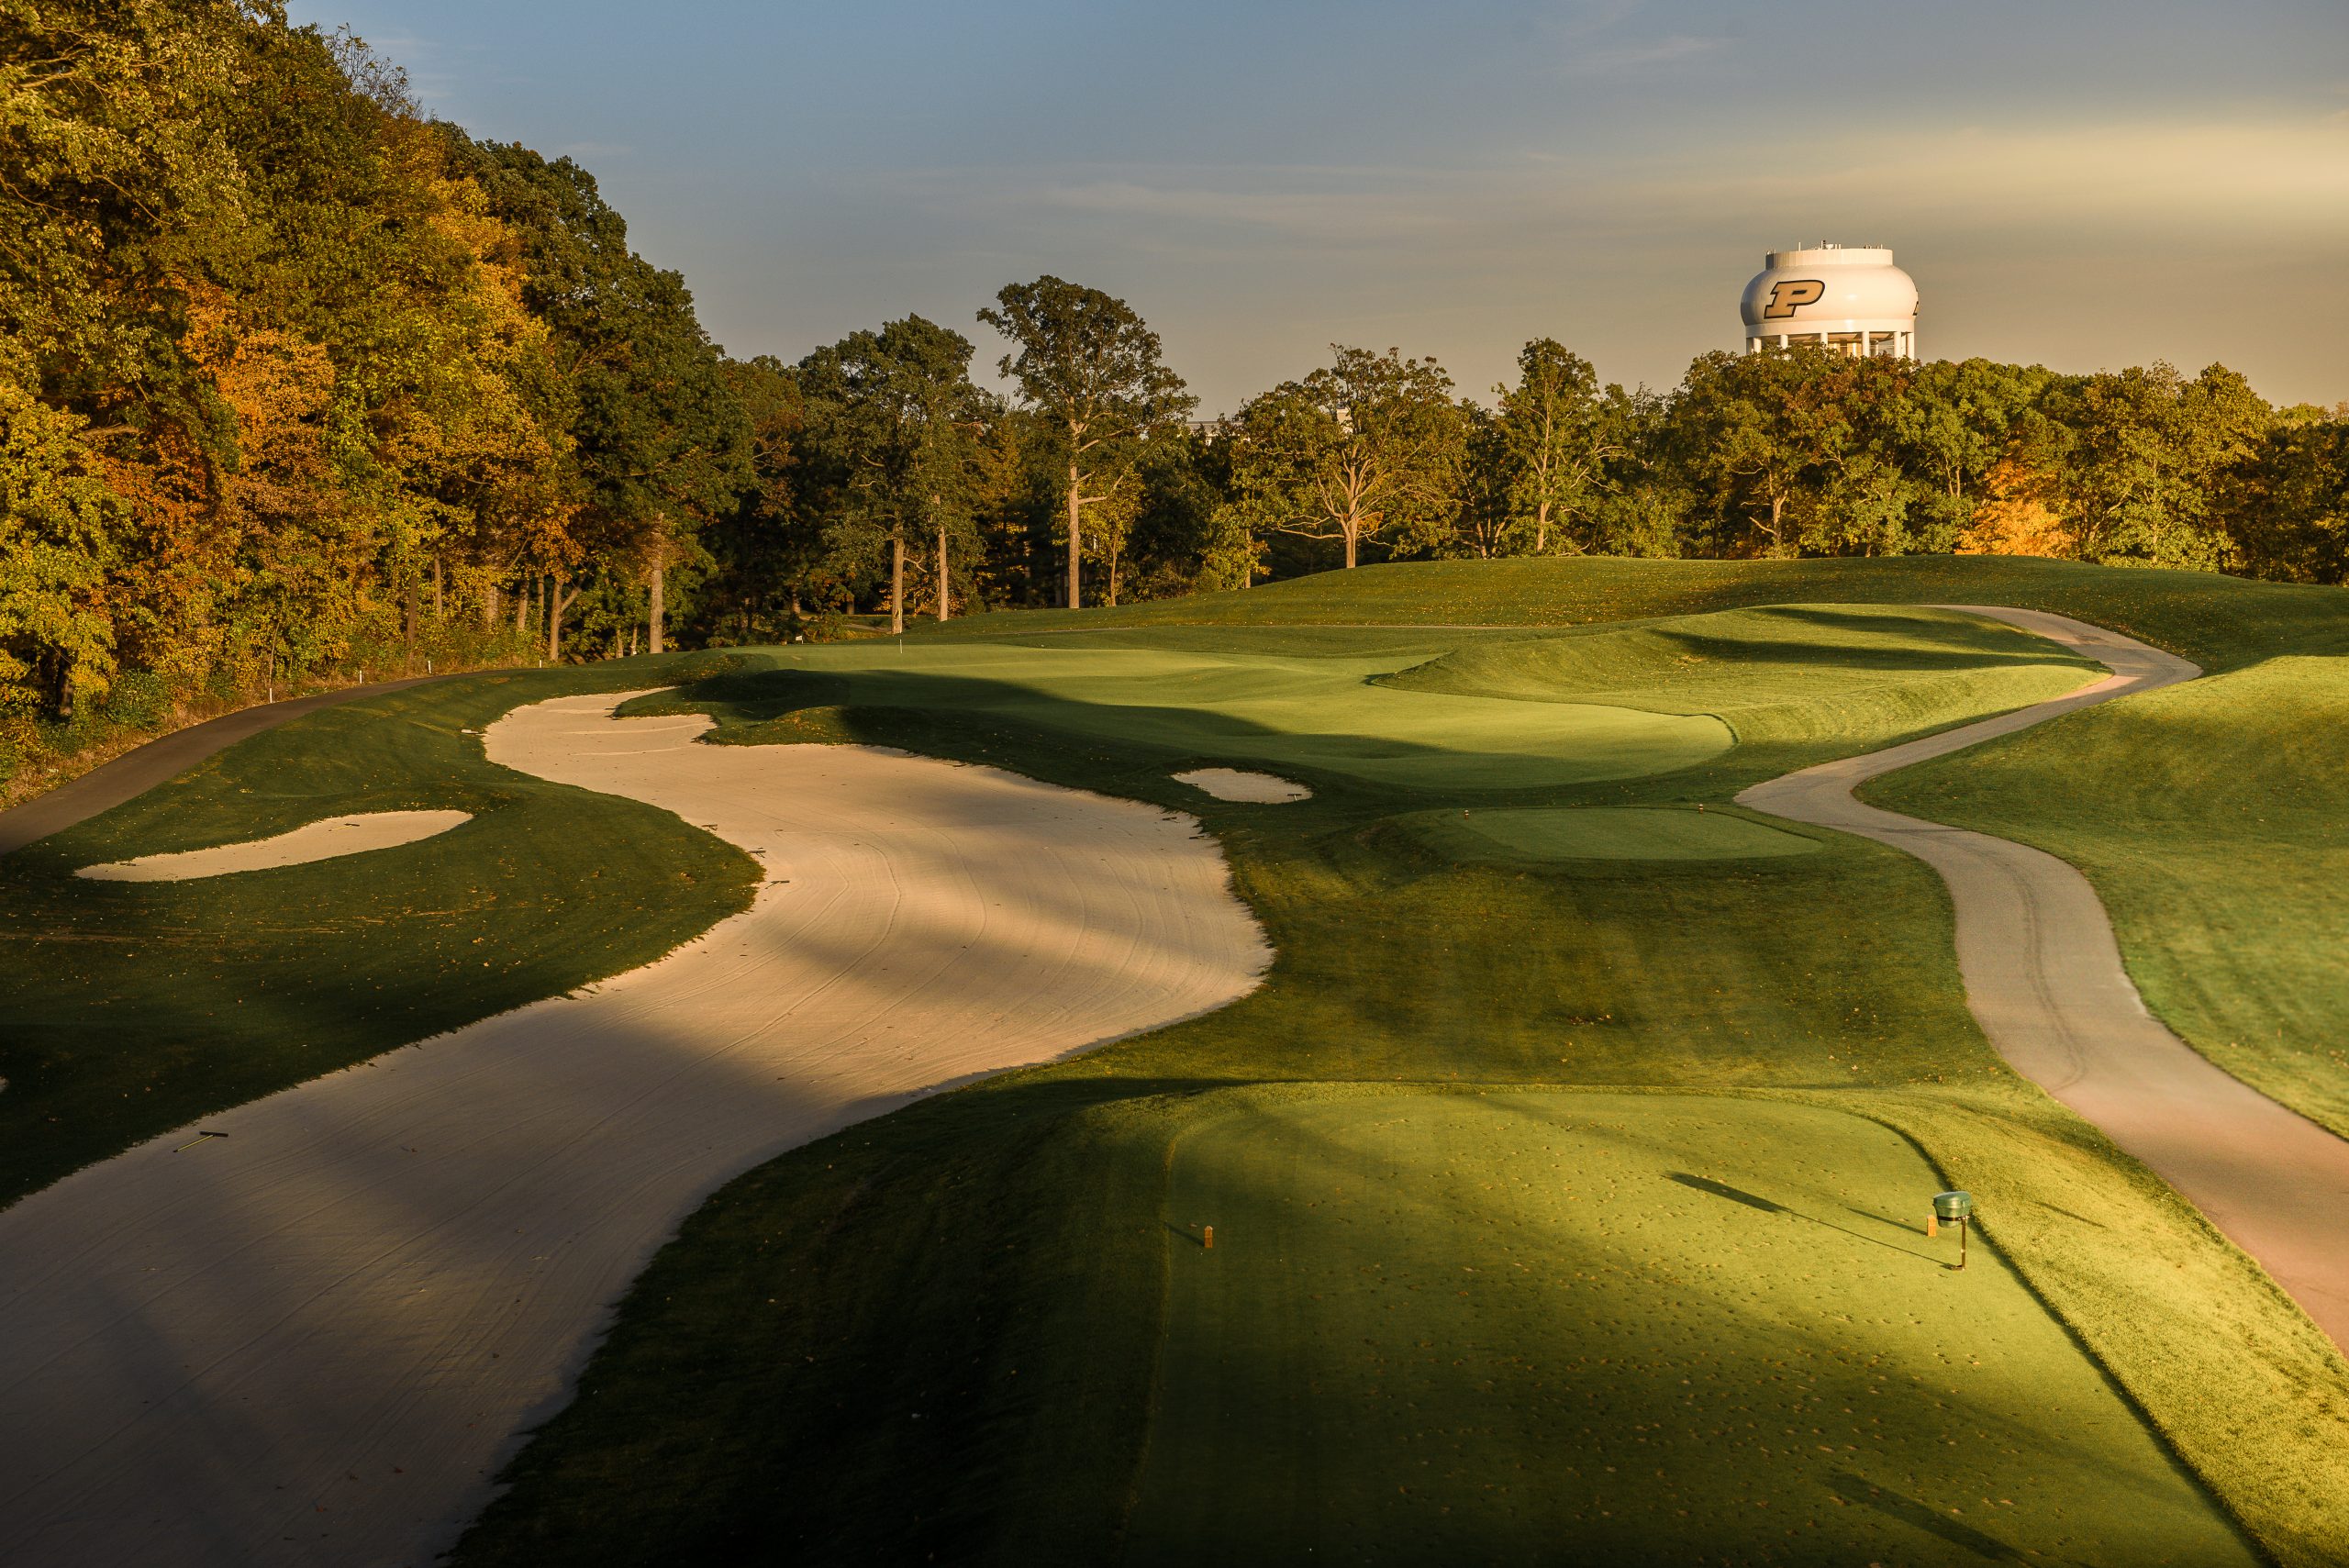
[1666,1171,1943,1263]
[1827,1471,2031,1562]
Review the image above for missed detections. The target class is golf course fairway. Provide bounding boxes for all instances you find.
[1125,1088,2253,1567]
[8,560,2349,1567]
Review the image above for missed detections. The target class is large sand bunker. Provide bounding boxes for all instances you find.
[0,692,1268,1568]
[74,809,472,881]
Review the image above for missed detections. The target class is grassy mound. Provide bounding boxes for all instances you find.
[0,658,759,1205]
[16,557,2349,1564]
[1411,805,1822,862]
[934,555,2349,671]
[1382,603,2099,746]
[1872,651,2349,1140]
[452,564,2349,1567]
[1125,1087,2252,1567]
[629,639,1733,791]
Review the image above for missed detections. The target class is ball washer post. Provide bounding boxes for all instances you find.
[1930,1190,1974,1269]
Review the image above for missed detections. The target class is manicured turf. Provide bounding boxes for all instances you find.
[451,568,2349,1568]
[13,559,2349,1565]
[1872,653,2349,1141]
[1427,805,1822,862]
[629,604,2093,799]
[1126,1087,2252,1567]
[641,639,1736,789]
[0,656,758,1205]
[925,555,2349,672]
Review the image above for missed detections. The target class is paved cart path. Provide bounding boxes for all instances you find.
[1740,605,2349,1351]
[0,693,1269,1568]
[0,675,449,858]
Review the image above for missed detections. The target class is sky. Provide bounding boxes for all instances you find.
[286,0,2349,414]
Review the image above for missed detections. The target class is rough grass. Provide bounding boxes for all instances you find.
[1408,804,1824,862]
[453,573,2349,1567]
[1871,651,2349,1140]
[0,656,760,1206]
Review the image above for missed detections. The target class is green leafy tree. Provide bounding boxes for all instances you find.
[796,317,987,633]
[1493,339,1626,553]
[2221,415,2349,584]
[2047,362,2272,569]
[977,276,1193,609]
[457,138,750,655]
[0,387,126,718]
[1223,346,1466,570]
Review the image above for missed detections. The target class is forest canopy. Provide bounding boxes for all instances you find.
[3,2,2343,788]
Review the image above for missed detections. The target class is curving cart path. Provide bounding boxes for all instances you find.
[0,693,1269,1568]
[1740,605,2349,1351]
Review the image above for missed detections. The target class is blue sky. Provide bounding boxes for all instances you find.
[290,0,2349,411]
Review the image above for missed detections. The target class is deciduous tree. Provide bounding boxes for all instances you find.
[977,276,1193,608]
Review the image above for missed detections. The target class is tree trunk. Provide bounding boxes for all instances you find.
[404,575,419,674]
[936,523,950,620]
[1066,462,1083,610]
[649,543,665,656]
[891,533,906,635]
[515,577,529,637]
[549,579,576,662]
[1536,503,1549,554]
[1344,524,1359,569]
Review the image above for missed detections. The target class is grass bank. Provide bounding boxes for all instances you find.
[447,577,2349,1566]
[0,655,759,1206]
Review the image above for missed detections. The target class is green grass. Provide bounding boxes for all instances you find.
[633,637,1735,790]
[930,555,2349,672]
[1409,805,1824,862]
[0,655,760,1206]
[1125,1086,2253,1567]
[1871,652,2349,1140]
[12,558,2349,1564]
[445,571,2349,1568]
[627,604,2093,801]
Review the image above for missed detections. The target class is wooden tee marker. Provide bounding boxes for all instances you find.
[1202,1225,1214,1250]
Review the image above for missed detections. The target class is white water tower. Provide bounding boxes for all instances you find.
[1740,244,1917,359]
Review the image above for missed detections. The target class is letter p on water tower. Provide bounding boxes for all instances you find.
[1740,243,1918,360]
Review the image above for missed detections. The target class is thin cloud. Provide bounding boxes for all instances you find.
[1565,34,1731,73]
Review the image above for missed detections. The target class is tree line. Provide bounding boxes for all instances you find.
[6,5,2345,784]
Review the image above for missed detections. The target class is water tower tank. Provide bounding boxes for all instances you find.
[1740,245,1917,359]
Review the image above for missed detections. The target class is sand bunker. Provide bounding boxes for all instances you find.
[1175,767,1312,803]
[0,692,1268,1568]
[74,809,473,881]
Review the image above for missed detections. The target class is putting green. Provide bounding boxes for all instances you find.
[684,642,1731,791]
[1385,603,2101,747]
[1438,805,1821,862]
[1125,1088,2253,1567]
